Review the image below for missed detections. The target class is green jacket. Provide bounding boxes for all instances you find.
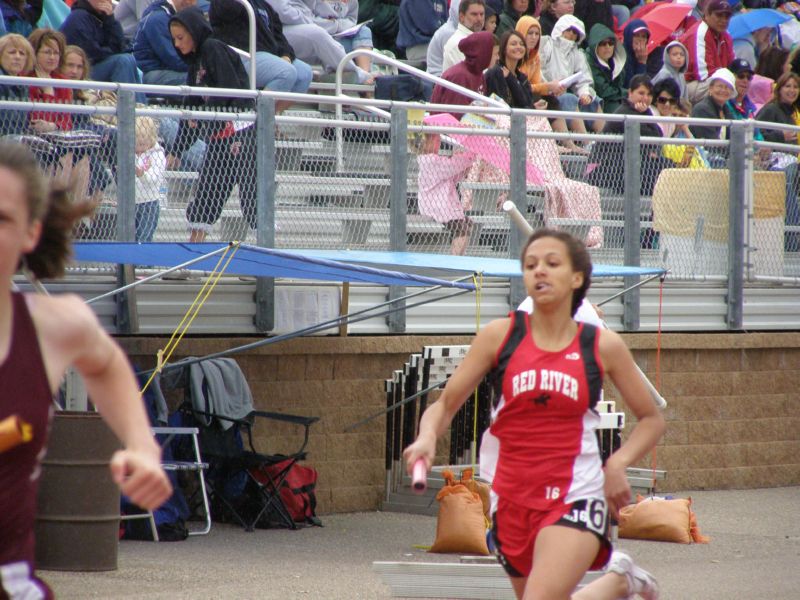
[585,23,626,114]
[358,0,400,52]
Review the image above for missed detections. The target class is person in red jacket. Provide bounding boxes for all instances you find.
[679,0,734,103]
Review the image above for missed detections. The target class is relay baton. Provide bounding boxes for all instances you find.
[501,201,668,410]
[411,459,427,493]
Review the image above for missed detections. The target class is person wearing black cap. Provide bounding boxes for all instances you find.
[727,58,760,123]
[679,0,735,103]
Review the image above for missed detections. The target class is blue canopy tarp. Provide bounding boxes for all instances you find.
[301,250,665,279]
[73,244,665,284]
[73,243,477,289]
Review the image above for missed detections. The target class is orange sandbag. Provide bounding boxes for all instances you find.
[619,496,710,544]
[429,471,490,555]
[458,468,491,519]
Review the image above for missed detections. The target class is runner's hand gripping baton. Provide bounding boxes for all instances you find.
[502,201,667,409]
[412,459,427,493]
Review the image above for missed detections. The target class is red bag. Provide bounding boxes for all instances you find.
[250,458,321,526]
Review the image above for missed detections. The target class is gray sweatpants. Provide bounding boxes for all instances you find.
[282,23,367,82]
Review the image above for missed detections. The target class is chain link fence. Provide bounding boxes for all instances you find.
[1,76,799,284]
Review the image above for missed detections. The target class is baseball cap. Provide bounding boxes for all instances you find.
[729,58,754,76]
[709,68,736,89]
[706,0,733,15]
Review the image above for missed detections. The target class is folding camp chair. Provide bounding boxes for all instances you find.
[180,405,320,531]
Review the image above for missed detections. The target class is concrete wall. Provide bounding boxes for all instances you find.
[119,332,800,514]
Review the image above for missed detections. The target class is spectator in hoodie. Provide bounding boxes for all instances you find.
[431,30,494,113]
[169,6,257,242]
[652,40,688,100]
[621,19,649,89]
[265,0,374,83]
[442,0,486,71]
[427,0,460,76]
[1,0,42,38]
[397,0,449,65]
[59,0,142,87]
[210,0,312,109]
[540,14,601,135]
[680,0,734,103]
[496,0,533,37]
[133,0,196,87]
[516,15,585,152]
[538,0,573,36]
[585,22,626,114]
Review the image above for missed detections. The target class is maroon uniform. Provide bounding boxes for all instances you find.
[1,293,54,599]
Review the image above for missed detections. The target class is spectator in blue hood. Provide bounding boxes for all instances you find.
[622,19,649,88]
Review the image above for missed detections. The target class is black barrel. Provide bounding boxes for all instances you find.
[35,412,122,571]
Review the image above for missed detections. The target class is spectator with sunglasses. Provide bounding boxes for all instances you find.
[652,78,690,138]
[588,74,673,196]
[727,58,763,128]
[585,22,626,114]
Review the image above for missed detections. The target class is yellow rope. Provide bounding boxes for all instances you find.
[140,242,241,394]
[470,272,483,468]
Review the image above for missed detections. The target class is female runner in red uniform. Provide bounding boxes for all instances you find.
[404,229,666,600]
[0,141,172,599]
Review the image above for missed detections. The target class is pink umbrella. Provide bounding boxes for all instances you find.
[424,112,545,184]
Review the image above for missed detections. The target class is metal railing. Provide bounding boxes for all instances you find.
[2,75,800,331]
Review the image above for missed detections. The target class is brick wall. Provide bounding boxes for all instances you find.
[119,332,800,514]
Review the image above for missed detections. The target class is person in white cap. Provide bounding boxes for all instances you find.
[689,67,735,167]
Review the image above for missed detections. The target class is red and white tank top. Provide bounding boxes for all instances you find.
[487,311,605,510]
